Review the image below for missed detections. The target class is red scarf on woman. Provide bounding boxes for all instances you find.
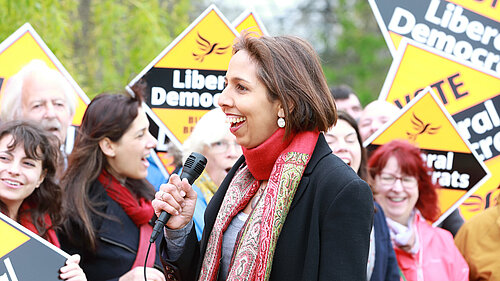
[98,169,156,268]
[199,128,319,281]
[19,202,60,247]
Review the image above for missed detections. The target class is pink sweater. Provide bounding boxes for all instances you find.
[394,212,469,281]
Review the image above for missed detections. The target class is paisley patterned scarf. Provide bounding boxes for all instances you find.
[199,128,319,281]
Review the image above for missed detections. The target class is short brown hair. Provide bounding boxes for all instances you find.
[233,33,337,136]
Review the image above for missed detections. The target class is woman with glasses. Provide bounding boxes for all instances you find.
[182,107,242,240]
[368,139,468,280]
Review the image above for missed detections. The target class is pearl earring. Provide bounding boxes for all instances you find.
[277,117,285,128]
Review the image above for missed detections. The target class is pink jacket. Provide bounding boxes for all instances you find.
[394,212,469,281]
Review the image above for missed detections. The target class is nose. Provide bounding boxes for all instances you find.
[390,178,405,192]
[226,142,241,158]
[332,140,348,154]
[146,132,157,149]
[43,103,57,119]
[218,87,232,108]
[371,120,386,135]
[7,161,21,175]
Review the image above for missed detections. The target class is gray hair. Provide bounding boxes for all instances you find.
[182,107,229,163]
[0,59,76,121]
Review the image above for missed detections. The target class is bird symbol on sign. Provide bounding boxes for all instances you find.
[192,32,230,62]
[406,112,441,142]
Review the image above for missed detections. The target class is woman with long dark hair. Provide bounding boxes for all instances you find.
[59,93,165,281]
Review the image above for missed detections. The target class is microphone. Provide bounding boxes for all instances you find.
[150,152,207,242]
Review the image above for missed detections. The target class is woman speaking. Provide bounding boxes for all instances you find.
[153,33,374,281]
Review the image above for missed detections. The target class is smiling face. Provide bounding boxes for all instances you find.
[218,50,282,149]
[104,107,157,181]
[0,134,44,218]
[325,119,362,173]
[373,156,419,225]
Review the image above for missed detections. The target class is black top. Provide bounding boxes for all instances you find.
[161,134,374,281]
[59,180,163,281]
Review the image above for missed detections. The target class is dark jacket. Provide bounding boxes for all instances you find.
[371,202,400,281]
[59,180,163,281]
[161,134,374,281]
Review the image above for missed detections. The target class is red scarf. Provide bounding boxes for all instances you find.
[19,202,60,248]
[241,128,293,180]
[199,128,319,281]
[98,170,156,268]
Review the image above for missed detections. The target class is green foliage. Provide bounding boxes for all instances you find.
[0,0,390,104]
[0,0,191,99]
[321,0,392,105]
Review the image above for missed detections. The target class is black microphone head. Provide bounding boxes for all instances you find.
[181,152,207,184]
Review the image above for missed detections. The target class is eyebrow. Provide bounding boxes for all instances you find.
[225,76,251,84]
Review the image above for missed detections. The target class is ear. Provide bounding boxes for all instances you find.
[99,137,116,157]
[35,170,47,189]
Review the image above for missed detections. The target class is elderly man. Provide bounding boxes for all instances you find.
[1,59,76,145]
[1,59,76,177]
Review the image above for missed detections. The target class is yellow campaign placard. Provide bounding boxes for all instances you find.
[0,23,90,126]
[152,108,209,144]
[365,88,490,225]
[368,0,500,76]
[379,39,500,116]
[127,5,239,150]
[370,93,471,153]
[378,40,500,221]
[233,9,269,36]
[153,8,236,70]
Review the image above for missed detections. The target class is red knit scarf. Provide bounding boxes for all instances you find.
[98,169,156,268]
[199,128,319,281]
[19,202,60,247]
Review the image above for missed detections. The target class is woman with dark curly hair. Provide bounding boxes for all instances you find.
[0,120,85,280]
[368,140,468,280]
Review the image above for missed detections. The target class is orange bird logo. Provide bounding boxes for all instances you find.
[406,112,441,142]
[192,33,230,62]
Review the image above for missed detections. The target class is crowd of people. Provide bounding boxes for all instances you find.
[0,33,497,281]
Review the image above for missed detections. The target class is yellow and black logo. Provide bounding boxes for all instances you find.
[193,33,230,62]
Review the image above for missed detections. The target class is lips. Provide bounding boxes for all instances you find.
[141,155,150,168]
[340,157,351,166]
[226,115,246,133]
[388,196,406,203]
[2,178,22,188]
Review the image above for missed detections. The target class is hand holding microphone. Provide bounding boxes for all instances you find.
[151,152,207,242]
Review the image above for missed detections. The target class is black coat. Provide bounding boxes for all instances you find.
[59,180,163,281]
[371,202,400,281]
[162,134,374,281]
